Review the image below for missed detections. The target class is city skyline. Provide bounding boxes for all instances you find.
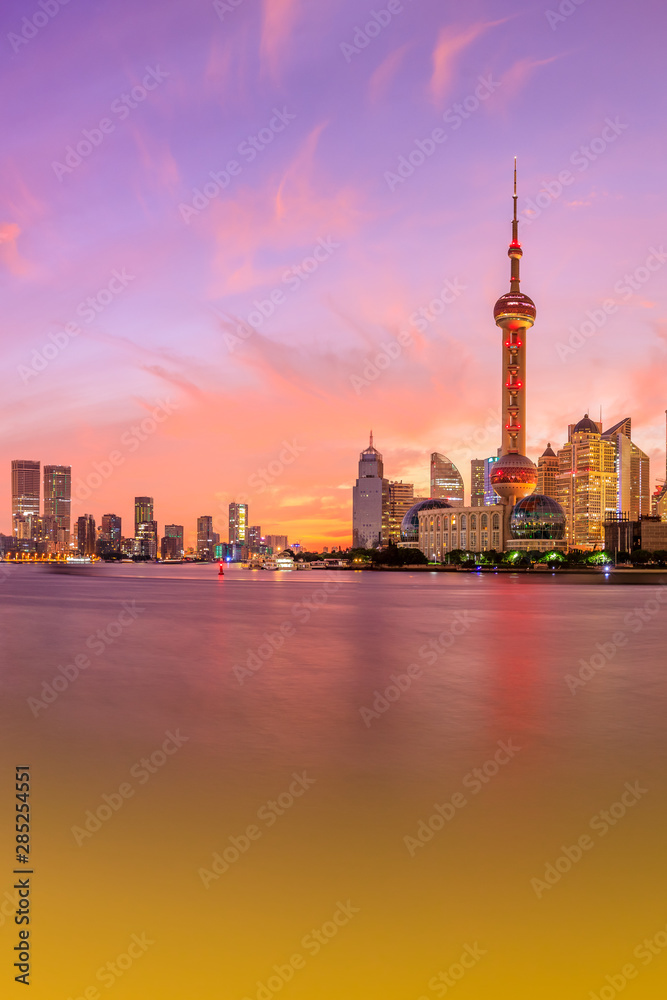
[2,1,666,549]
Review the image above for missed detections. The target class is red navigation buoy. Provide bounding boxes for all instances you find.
[218,562,224,576]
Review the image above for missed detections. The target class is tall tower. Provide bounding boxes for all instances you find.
[490,160,538,505]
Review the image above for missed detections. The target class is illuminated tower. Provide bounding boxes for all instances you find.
[490,160,538,504]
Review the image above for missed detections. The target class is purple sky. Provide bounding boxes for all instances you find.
[2,0,666,545]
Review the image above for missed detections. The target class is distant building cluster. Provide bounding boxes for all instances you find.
[352,165,667,559]
[3,471,295,562]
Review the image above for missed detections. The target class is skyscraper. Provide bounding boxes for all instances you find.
[76,515,96,556]
[470,460,485,507]
[430,453,464,505]
[101,514,122,553]
[161,524,184,560]
[229,503,248,544]
[601,417,650,520]
[43,465,71,547]
[135,497,154,535]
[557,416,617,547]
[536,445,559,501]
[388,481,415,542]
[352,432,389,549]
[490,162,539,505]
[197,516,215,560]
[264,534,288,553]
[11,460,40,534]
[248,526,262,552]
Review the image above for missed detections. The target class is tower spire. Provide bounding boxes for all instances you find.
[509,156,522,290]
[370,429,373,449]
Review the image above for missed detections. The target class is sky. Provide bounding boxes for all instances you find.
[1,0,666,548]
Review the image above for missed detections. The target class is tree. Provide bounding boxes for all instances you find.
[630,549,652,565]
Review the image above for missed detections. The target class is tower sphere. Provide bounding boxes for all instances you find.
[489,452,538,502]
[493,291,536,324]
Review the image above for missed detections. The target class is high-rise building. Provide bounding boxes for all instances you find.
[100,514,122,549]
[197,516,215,560]
[43,465,71,548]
[352,432,390,549]
[76,515,96,556]
[134,497,154,535]
[601,417,650,520]
[388,481,415,542]
[536,445,559,501]
[557,416,617,547]
[470,460,485,507]
[471,456,501,506]
[489,161,539,505]
[136,520,158,559]
[229,503,248,544]
[264,534,289,553]
[161,524,184,560]
[248,525,262,551]
[430,454,464,505]
[11,460,40,534]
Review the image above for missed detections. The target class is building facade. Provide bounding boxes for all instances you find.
[161,524,184,560]
[604,515,667,554]
[557,416,617,548]
[229,503,248,544]
[419,505,506,560]
[388,481,415,542]
[430,453,464,505]
[100,514,122,554]
[43,465,72,549]
[11,460,40,534]
[352,433,389,548]
[134,497,154,535]
[602,418,650,520]
[197,515,215,560]
[264,534,288,554]
[76,515,96,556]
[536,445,558,500]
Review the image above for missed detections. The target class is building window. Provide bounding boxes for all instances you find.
[492,514,500,531]
[461,514,467,530]
[471,515,477,530]
[481,514,488,529]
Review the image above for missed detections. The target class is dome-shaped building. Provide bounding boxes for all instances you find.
[400,498,452,544]
[572,413,600,437]
[510,494,566,540]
